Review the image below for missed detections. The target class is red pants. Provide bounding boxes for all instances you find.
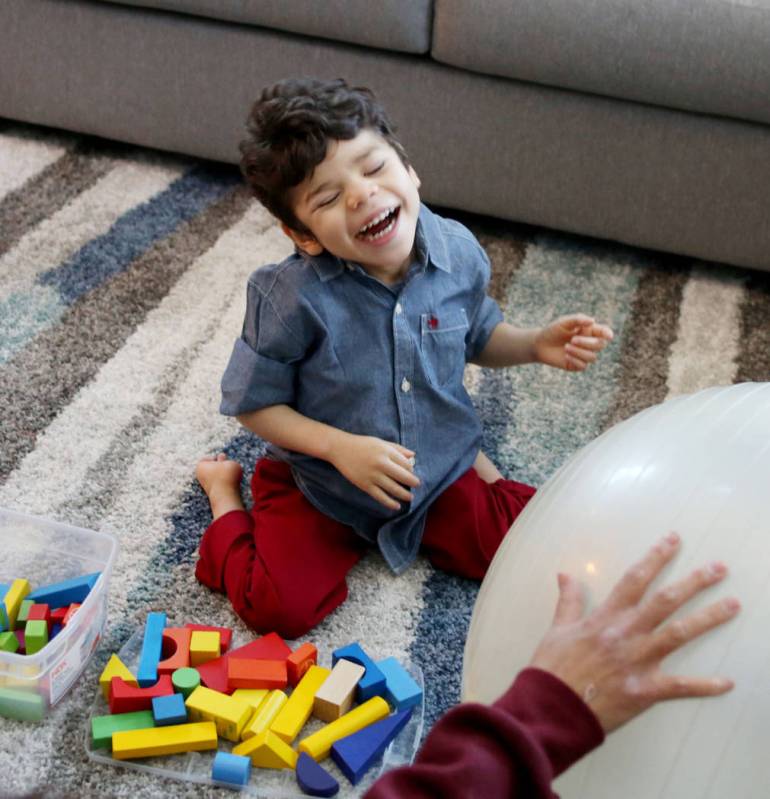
[195,458,535,639]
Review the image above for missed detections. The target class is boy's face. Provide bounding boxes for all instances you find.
[285,129,421,284]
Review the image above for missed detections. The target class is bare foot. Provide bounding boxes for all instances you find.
[196,454,245,520]
[473,450,504,484]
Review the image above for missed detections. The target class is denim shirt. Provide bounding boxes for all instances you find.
[220,204,503,573]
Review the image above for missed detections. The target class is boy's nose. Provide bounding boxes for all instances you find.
[347,179,378,209]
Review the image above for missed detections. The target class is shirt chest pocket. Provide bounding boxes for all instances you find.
[420,308,469,387]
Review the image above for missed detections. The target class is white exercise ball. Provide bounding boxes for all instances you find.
[463,382,770,799]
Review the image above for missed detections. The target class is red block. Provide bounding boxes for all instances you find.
[287,643,318,686]
[27,604,52,632]
[157,627,192,675]
[196,632,291,694]
[62,604,80,626]
[184,624,232,653]
[228,658,288,690]
[50,607,68,626]
[109,674,174,714]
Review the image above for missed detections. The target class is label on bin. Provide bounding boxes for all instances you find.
[49,647,83,705]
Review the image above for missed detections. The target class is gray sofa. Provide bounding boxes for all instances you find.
[2,0,769,272]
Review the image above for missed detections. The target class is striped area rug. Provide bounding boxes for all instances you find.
[1,121,768,797]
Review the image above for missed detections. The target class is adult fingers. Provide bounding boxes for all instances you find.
[602,533,682,612]
[644,596,740,661]
[629,561,728,633]
[651,672,735,701]
[551,572,586,625]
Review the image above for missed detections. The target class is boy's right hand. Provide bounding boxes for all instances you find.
[328,433,420,510]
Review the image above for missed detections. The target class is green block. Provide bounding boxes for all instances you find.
[0,632,18,653]
[16,599,33,627]
[24,620,48,655]
[91,709,155,750]
[0,687,45,721]
[171,667,201,698]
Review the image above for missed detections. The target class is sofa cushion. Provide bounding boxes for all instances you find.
[104,0,432,54]
[432,0,770,126]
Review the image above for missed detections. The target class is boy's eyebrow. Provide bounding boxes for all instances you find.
[305,146,379,203]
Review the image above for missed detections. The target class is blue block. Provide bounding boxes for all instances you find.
[27,572,100,607]
[331,709,413,785]
[152,692,187,726]
[376,657,422,711]
[212,751,251,788]
[136,612,166,687]
[296,752,339,797]
[50,624,63,639]
[331,642,386,702]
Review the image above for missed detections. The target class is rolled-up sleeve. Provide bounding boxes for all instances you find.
[220,272,308,416]
[465,247,504,361]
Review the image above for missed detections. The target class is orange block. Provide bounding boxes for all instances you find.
[228,658,288,690]
[287,642,318,686]
[158,627,192,675]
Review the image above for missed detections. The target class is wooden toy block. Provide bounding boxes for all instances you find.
[62,603,80,626]
[185,623,233,652]
[196,632,291,694]
[50,624,63,640]
[185,685,252,742]
[112,720,218,760]
[298,696,390,762]
[27,604,51,632]
[49,606,68,626]
[157,627,191,675]
[331,643,386,702]
[109,674,173,715]
[287,642,318,686]
[376,657,423,711]
[24,619,48,655]
[313,659,365,723]
[90,709,155,750]
[27,572,99,608]
[13,629,24,653]
[152,692,187,725]
[16,599,34,627]
[331,708,413,784]
[231,688,269,712]
[228,658,287,690]
[0,584,9,631]
[99,653,138,700]
[0,686,45,721]
[5,579,31,631]
[0,632,18,653]
[189,630,220,667]
[241,689,288,740]
[271,665,331,744]
[136,612,166,687]
[296,752,340,797]
[212,751,252,788]
[232,729,298,769]
[171,667,200,698]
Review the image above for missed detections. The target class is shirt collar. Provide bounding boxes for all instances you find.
[308,202,451,282]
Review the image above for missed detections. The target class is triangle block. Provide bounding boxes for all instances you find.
[99,653,137,700]
[296,752,339,797]
[330,708,413,784]
[196,632,290,694]
[232,730,297,769]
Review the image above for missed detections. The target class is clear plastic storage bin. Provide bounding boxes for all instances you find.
[0,507,118,720]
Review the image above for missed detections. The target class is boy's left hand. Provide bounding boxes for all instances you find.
[534,314,614,372]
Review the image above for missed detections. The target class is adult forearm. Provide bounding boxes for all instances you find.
[236,404,345,461]
[472,322,539,368]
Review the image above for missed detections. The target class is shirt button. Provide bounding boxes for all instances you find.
[395,303,403,315]
[401,378,411,393]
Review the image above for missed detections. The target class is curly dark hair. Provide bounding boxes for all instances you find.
[239,77,410,234]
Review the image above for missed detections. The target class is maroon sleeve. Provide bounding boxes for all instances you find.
[364,667,605,799]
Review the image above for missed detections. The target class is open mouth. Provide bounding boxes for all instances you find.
[356,206,400,241]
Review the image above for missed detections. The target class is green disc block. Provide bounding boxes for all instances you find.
[91,709,155,750]
[0,687,45,722]
[171,667,200,698]
[24,620,48,655]
[0,631,18,653]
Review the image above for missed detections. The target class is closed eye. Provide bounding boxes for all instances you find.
[317,193,339,209]
[364,162,385,176]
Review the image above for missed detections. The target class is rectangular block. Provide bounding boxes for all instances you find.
[228,658,287,690]
[331,642,386,702]
[185,685,251,742]
[136,612,166,688]
[90,709,155,750]
[313,659,365,722]
[241,690,287,740]
[376,657,423,711]
[271,665,331,744]
[196,632,290,694]
[27,604,51,631]
[27,572,99,608]
[16,599,34,627]
[231,688,269,712]
[4,579,31,631]
[0,631,19,653]
[287,642,318,686]
[0,686,45,722]
[152,693,187,726]
[190,630,220,667]
[185,623,232,652]
[157,627,192,675]
[112,721,218,760]
[24,619,48,655]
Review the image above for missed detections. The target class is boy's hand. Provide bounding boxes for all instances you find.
[328,433,420,511]
[534,314,613,371]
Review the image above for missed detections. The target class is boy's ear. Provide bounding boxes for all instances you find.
[408,165,421,190]
[281,223,323,256]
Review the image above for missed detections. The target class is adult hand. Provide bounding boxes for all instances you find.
[329,433,420,510]
[529,532,739,733]
[534,314,613,371]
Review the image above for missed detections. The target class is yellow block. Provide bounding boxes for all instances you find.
[185,685,251,742]
[271,665,331,744]
[298,696,390,761]
[189,630,220,666]
[112,721,218,760]
[241,689,287,740]
[232,729,298,769]
[99,654,138,700]
[231,688,269,712]
[5,580,30,631]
